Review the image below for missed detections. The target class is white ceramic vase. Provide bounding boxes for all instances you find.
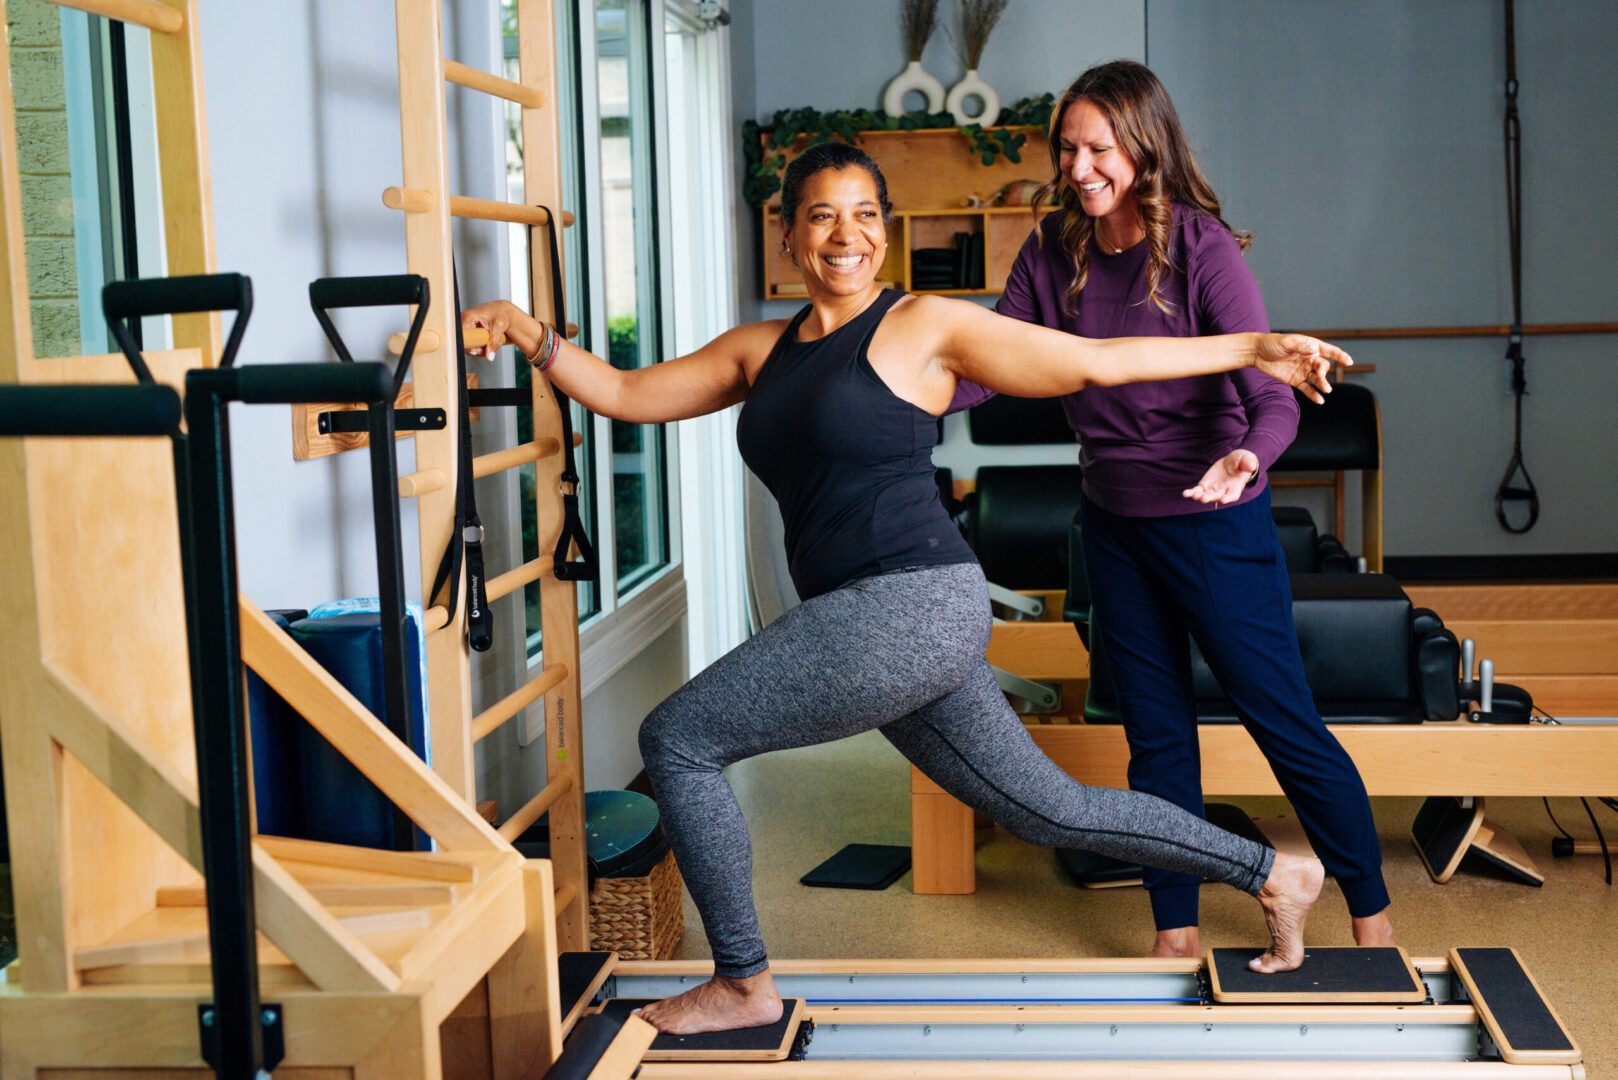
[946,69,1000,127]
[883,59,946,115]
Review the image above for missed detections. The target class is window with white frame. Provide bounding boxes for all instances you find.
[501,0,601,643]
[501,0,678,668]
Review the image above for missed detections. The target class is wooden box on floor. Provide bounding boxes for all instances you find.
[589,851,685,961]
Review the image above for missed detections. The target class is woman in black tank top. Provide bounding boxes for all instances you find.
[462,144,1348,1035]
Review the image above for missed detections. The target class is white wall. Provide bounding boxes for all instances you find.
[199,0,684,798]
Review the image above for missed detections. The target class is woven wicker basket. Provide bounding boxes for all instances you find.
[588,848,684,960]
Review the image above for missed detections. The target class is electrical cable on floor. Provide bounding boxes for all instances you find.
[1542,798,1575,841]
[1578,797,1612,885]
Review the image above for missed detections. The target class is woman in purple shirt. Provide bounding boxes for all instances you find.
[952,61,1395,958]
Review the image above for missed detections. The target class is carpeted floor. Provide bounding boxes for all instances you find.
[672,728,1617,1073]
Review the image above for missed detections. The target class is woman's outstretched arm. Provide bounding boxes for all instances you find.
[462,300,781,423]
[930,296,1348,403]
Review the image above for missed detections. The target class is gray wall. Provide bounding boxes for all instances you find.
[1148,0,1618,557]
[198,1,682,797]
[734,0,1618,558]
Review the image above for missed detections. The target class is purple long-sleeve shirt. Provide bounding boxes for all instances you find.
[950,204,1298,517]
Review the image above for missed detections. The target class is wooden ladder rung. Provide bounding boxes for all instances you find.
[387,326,492,356]
[488,555,555,603]
[424,605,450,634]
[473,663,569,743]
[57,0,183,35]
[443,58,546,109]
[554,881,579,916]
[497,770,576,842]
[383,187,575,230]
[474,438,561,479]
[398,468,446,498]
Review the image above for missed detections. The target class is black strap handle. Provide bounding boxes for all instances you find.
[428,265,493,651]
[0,384,181,437]
[103,272,254,382]
[532,204,599,584]
[1494,0,1539,534]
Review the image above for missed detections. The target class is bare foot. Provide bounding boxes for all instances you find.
[1249,853,1325,974]
[633,970,783,1035]
[1152,926,1201,959]
[1352,910,1397,947]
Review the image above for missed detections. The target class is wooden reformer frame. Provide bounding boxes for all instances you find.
[923,582,1618,894]
[0,0,613,1074]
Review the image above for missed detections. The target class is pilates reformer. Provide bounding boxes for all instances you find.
[0,306,1584,1079]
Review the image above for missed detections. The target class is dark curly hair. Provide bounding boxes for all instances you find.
[778,141,894,228]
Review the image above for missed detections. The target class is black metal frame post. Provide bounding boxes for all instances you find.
[179,357,396,1077]
[309,274,430,851]
[182,366,268,1078]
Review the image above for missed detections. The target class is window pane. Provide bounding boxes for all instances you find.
[596,0,669,591]
[501,0,600,651]
[9,1,161,358]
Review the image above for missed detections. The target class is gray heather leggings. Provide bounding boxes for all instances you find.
[638,562,1275,978]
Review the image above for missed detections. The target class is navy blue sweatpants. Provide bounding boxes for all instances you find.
[1081,487,1390,931]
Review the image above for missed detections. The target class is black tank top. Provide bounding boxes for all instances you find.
[736,289,976,601]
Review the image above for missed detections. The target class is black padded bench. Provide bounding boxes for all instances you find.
[1082,572,1461,725]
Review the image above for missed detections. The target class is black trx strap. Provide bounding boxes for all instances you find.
[430,266,494,651]
[533,205,599,583]
[1494,0,1539,534]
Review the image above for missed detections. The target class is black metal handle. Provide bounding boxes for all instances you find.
[0,384,181,437]
[308,274,429,395]
[103,273,255,381]
[232,362,393,405]
[309,274,427,311]
[104,272,252,319]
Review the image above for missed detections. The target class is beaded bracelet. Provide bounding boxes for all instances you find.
[529,322,561,372]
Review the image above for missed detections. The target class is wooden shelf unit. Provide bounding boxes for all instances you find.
[758,125,1053,301]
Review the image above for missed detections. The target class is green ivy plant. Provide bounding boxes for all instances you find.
[742,93,1055,208]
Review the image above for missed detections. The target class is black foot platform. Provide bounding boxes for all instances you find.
[1413,796,1544,886]
[597,998,808,1061]
[1451,947,1581,1065]
[1208,946,1427,1003]
[559,951,617,1031]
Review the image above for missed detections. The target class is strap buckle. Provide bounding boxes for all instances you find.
[462,523,485,545]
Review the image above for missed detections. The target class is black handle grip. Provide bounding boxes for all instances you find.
[0,384,180,437]
[309,274,428,312]
[104,273,252,319]
[232,363,393,405]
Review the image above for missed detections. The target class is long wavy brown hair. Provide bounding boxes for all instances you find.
[1033,60,1250,316]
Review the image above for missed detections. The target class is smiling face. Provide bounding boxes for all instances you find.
[782,166,888,299]
[1058,98,1139,230]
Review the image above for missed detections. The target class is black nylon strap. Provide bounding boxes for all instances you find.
[1494,0,1539,534]
[430,265,494,651]
[533,205,599,584]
